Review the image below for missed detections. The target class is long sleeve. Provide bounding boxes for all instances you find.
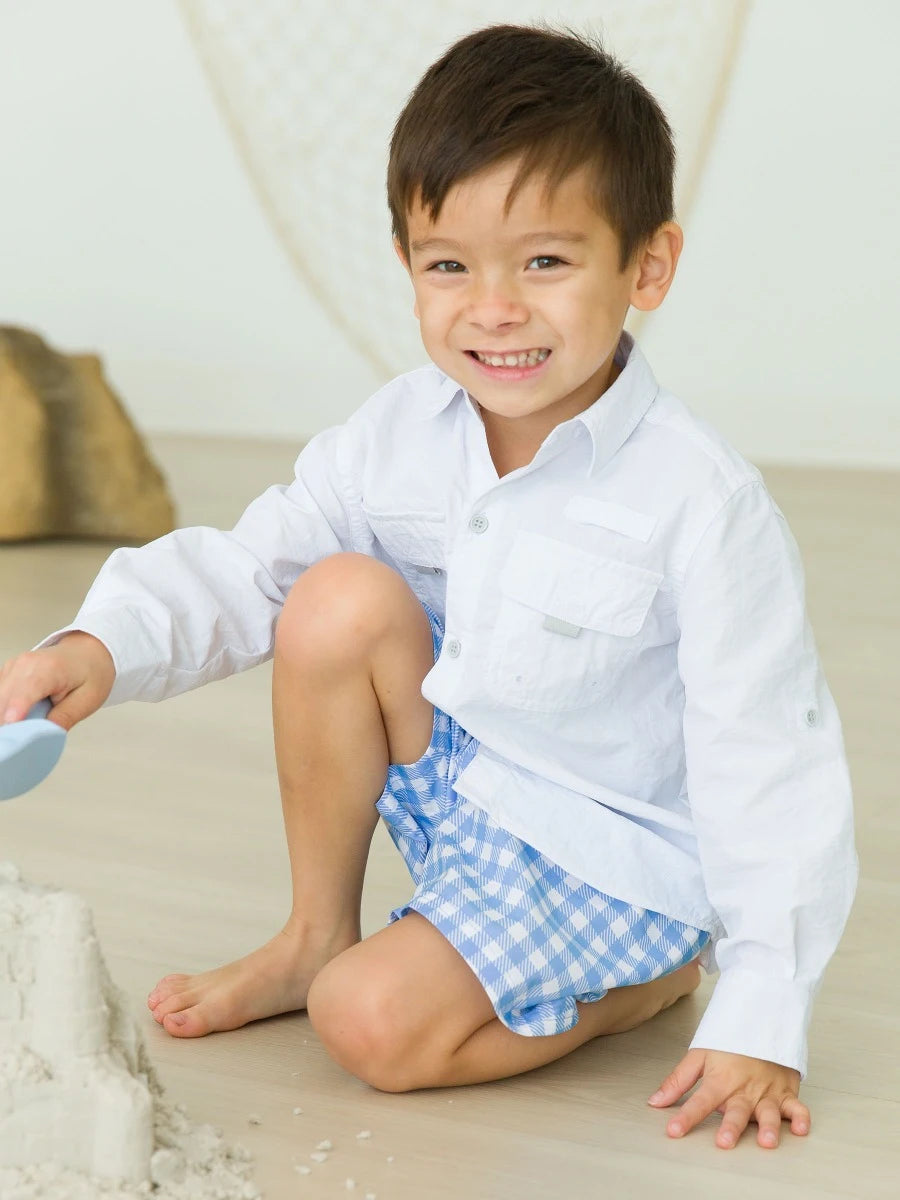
[678,481,857,1077]
[38,423,360,704]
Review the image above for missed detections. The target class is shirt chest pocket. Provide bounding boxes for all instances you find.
[362,508,446,608]
[486,531,663,712]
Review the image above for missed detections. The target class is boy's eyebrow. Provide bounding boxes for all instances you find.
[410,237,465,255]
[517,231,588,245]
[410,231,588,254]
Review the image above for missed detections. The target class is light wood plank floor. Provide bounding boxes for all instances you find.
[0,436,897,1200]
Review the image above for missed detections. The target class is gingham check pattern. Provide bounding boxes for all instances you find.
[376,605,710,1037]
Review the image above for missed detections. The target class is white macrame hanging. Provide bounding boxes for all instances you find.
[178,0,749,379]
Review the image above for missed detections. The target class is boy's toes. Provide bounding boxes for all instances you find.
[147,974,190,1010]
[162,1005,212,1038]
[152,989,200,1025]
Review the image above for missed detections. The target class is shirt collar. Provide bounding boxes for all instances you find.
[416,369,467,419]
[417,331,659,476]
[575,331,660,476]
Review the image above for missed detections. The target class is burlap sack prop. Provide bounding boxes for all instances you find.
[0,327,176,542]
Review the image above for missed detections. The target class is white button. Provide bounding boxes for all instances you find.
[468,513,489,534]
[805,708,819,727]
[445,638,461,658]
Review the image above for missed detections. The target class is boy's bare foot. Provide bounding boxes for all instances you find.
[146,919,355,1038]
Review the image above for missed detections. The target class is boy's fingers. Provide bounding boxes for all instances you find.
[714,1098,754,1148]
[45,684,102,732]
[648,1049,704,1106]
[3,694,63,727]
[665,1082,724,1138]
[781,1096,811,1136]
[0,640,112,729]
[1,682,56,724]
[754,1098,784,1148]
[0,652,66,724]
[43,700,79,733]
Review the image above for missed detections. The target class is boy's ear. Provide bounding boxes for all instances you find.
[393,238,419,320]
[393,238,411,272]
[629,221,683,312]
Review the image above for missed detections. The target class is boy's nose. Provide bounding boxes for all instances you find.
[465,300,528,333]
[465,292,529,331]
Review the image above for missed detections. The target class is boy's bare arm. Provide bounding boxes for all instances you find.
[648,1047,809,1150]
[0,633,115,730]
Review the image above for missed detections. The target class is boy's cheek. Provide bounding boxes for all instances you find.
[416,312,444,347]
[415,320,442,360]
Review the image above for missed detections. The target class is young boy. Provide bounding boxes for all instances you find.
[0,25,856,1151]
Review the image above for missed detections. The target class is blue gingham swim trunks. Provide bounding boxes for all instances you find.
[375,603,710,1038]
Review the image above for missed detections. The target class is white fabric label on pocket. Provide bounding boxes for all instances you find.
[564,497,658,543]
[542,614,582,638]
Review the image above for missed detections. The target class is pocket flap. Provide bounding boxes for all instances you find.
[564,496,658,542]
[500,531,661,636]
[363,508,445,569]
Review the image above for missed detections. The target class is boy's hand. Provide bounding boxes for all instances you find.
[0,633,115,731]
[648,1048,810,1149]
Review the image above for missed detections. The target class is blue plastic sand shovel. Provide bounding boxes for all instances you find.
[0,699,67,801]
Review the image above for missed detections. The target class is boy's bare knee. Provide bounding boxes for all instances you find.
[275,553,416,667]
[307,960,425,1093]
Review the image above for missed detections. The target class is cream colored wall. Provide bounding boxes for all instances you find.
[638,0,900,467]
[0,0,382,443]
[1,0,898,465]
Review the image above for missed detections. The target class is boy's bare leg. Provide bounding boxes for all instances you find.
[307,909,702,1092]
[147,554,435,1038]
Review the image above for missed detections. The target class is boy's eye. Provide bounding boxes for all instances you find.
[527,255,564,270]
[429,260,466,273]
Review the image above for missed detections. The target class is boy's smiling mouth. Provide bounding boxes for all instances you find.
[468,348,551,368]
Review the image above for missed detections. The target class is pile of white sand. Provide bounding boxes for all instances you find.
[0,862,259,1199]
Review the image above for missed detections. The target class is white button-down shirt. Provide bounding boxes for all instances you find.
[49,333,857,1076]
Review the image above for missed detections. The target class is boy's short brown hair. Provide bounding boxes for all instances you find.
[388,24,675,271]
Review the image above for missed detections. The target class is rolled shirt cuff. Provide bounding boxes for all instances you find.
[33,607,167,705]
[689,966,817,1078]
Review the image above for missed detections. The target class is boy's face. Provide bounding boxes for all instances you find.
[399,159,679,457]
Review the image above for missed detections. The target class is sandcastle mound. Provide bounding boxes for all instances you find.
[0,863,259,1198]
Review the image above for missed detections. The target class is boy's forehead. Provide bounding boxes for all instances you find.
[406,161,603,243]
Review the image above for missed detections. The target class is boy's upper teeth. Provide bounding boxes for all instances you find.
[474,349,549,367]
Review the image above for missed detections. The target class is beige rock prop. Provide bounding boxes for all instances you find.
[0,326,176,542]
